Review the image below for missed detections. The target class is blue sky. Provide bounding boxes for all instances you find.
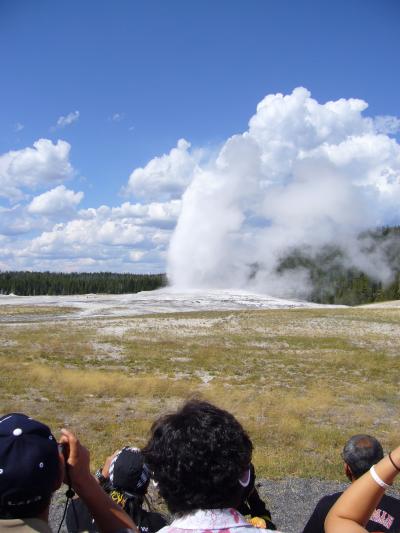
[0,0,399,275]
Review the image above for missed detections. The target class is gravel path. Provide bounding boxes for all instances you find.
[256,478,347,531]
[49,477,400,533]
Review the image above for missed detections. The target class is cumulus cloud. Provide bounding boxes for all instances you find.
[0,139,74,201]
[123,139,200,201]
[373,115,400,135]
[30,218,144,251]
[110,200,180,227]
[168,87,400,295]
[28,185,84,216]
[111,112,124,122]
[129,250,146,262]
[0,205,39,236]
[78,199,181,227]
[56,110,80,129]
[0,197,179,272]
[0,188,84,239]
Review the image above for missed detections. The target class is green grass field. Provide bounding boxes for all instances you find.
[1,306,400,480]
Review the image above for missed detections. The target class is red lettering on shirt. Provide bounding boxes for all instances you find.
[370,508,394,530]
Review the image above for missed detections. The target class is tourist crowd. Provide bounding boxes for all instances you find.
[1,401,399,533]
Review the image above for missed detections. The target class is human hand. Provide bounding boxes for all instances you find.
[59,428,91,489]
[248,517,267,529]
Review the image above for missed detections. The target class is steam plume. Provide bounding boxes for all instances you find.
[167,88,400,297]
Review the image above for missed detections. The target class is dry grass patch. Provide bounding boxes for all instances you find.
[0,305,75,317]
[1,307,400,479]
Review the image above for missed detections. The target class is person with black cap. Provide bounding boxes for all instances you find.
[66,446,167,533]
[0,413,137,533]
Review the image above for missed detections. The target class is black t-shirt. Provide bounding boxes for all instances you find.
[66,498,167,533]
[237,487,276,530]
[302,491,400,533]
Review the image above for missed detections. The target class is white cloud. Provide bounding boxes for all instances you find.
[14,122,24,132]
[79,199,181,227]
[123,138,200,201]
[0,139,74,201]
[0,205,38,236]
[373,115,400,135]
[111,113,124,122]
[28,185,84,216]
[0,197,178,272]
[111,200,181,227]
[168,87,400,295]
[56,110,80,129]
[129,250,146,262]
[0,187,84,238]
[29,218,144,251]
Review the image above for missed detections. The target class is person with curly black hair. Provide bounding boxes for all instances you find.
[142,400,281,533]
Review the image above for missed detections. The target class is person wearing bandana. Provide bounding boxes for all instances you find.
[66,447,167,533]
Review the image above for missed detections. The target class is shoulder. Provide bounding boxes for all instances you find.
[313,492,343,510]
[302,492,343,533]
[376,493,400,514]
[380,493,400,505]
[320,492,343,503]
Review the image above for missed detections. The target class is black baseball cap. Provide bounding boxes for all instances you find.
[0,413,60,518]
[109,447,150,495]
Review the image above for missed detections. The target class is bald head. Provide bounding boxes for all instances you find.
[342,434,384,479]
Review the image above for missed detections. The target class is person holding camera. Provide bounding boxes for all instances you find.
[0,413,137,533]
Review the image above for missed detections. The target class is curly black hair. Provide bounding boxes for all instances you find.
[142,400,252,514]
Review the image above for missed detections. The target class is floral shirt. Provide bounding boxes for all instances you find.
[157,508,282,533]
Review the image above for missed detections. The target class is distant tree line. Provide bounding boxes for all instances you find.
[277,226,400,305]
[0,271,167,296]
[1,226,400,304]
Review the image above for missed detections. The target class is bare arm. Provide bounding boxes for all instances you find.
[325,446,400,533]
[60,429,138,533]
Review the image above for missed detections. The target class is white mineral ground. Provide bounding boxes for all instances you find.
[2,287,400,319]
[0,287,357,319]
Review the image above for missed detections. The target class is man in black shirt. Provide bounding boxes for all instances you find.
[302,434,400,533]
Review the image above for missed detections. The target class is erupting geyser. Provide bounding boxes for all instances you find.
[167,88,400,298]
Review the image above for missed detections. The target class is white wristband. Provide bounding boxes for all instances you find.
[370,465,391,489]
